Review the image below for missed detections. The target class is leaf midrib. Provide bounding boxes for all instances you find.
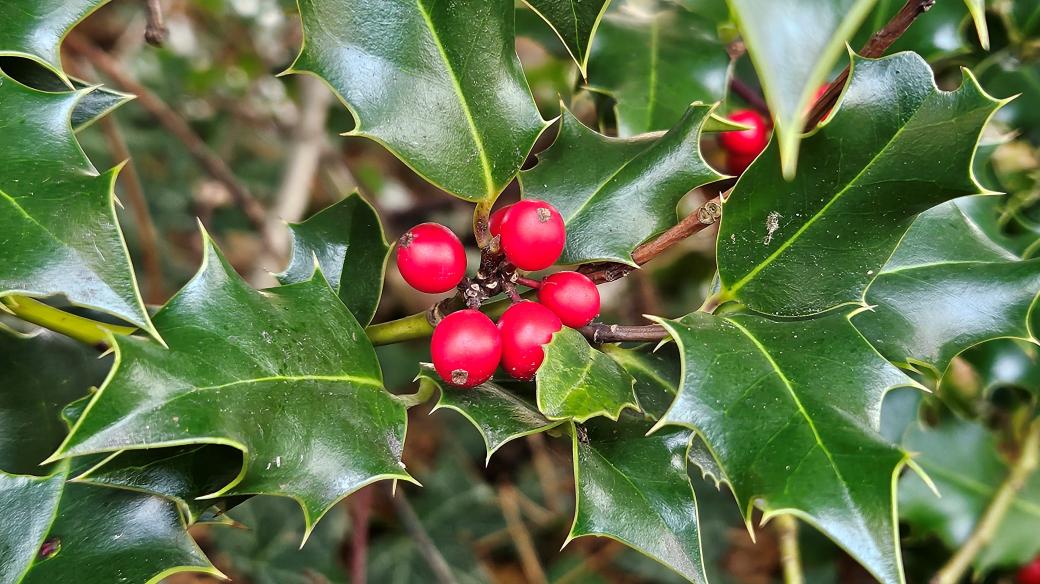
[415,0,496,198]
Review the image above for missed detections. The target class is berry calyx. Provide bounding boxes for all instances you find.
[489,203,514,237]
[498,301,562,380]
[537,271,600,328]
[1019,557,1040,584]
[718,109,770,156]
[396,223,466,294]
[498,200,566,271]
[431,309,501,387]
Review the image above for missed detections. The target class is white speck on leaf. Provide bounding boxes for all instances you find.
[763,211,782,245]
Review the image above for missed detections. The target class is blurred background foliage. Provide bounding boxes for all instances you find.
[17,0,1040,581]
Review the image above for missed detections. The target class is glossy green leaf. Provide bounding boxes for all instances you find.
[524,0,611,76]
[0,0,108,78]
[981,60,1040,142]
[0,468,65,584]
[76,445,243,524]
[536,327,639,422]
[418,365,563,463]
[277,192,390,326]
[521,104,723,265]
[964,0,989,50]
[0,71,157,336]
[569,418,707,584]
[0,57,133,131]
[288,0,547,201]
[50,232,413,538]
[601,343,679,420]
[20,479,222,584]
[586,5,731,136]
[727,0,878,176]
[900,416,1040,573]
[652,311,916,584]
[716,52,1003,317]
[0,329,109,476]
[855,197,1040,376]
[945,338,1040,396]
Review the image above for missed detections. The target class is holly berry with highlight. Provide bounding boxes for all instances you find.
[718,109,770,156]
[498,301,562,380]
[431,309,501,387]
[489,203,513,238]
[396,223,467,293]
[497,200,566,271]
[538,271,600,328]
[1019,557,1040,584]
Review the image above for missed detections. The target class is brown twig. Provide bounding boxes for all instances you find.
[526,433,562,512]
[729,77,770,115]
[64,33,276,253]
[579,196,722,284]
[143,0,167,46]
[498,483,547,584]
[389,486,459,584]
[349,486,374,584]
[805,0,937,130]
[579,322,668,343]
[554,541,625,584]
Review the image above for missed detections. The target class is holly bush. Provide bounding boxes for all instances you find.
[1,0,1039,582]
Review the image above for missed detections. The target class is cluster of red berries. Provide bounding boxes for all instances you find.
[395,200,601,388]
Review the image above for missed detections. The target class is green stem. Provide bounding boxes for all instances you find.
[1,295,135,347]
[775,514,804,584]
[364,294,526,346]
[931,420,1040,584]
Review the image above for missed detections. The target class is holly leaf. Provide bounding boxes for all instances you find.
[523,0,611,77]
[0,329,110,476]
[49,232,414,539]
[854,197,1040,376]
[944,339,1040,396]
[586,5,731,136]
[963,0,988,50]
[76,445,243,524]
[727,0,878,176]
[0,0,109,78]
[521,104,723,265]
[569,418,708,584]
[288,0,547,201]
[277,192,390,326]
[0,468,65,584]
[0,71,157,336]
[601,343,679,420]
[651,310,917,584]
[716,52,1004,317]
[536,327,639,422]
[900,416,1040,573]
[417,366,563,463]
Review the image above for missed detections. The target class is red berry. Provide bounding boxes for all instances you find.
[489,203,514,237]
[498,301,562,380]
[396,223,466,294]
[431,309,501,387]
[1019,558,1040,584]
[726,150,759,175]
[718,109,770,156]
[499,200,566,271]
[538,271,600,328]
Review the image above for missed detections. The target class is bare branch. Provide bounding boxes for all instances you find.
[143,0,167,46]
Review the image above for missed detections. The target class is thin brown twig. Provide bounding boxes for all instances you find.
[729,77,770,115]
[498,483,547,584]
[579,196,722,284]
[349,486,374,584]
[389,486,459,584]
[554,541,625,584]
[143,0,167,46]
[526,433,562,512]
[64,33,276,253]
[579,322,668,343]
[805,0,937,130]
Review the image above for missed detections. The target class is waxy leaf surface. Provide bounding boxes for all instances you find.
[522,104,723,265]
[602,343,679,419]
[537,327,639,422]
[652,311,915,584]
[570,418,707,583]
[278,193,390,326]
[0,0,108,76]
[290,0,547,201]
[717,52,1002,317]
[0,72,156,335]
[900,417,1040,573]
[524,0,611,76]
[52,234,412,534]
[419,366,563,463]
[727,0,878,175]
[855,197,1040,375]
[586,6,730,136]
